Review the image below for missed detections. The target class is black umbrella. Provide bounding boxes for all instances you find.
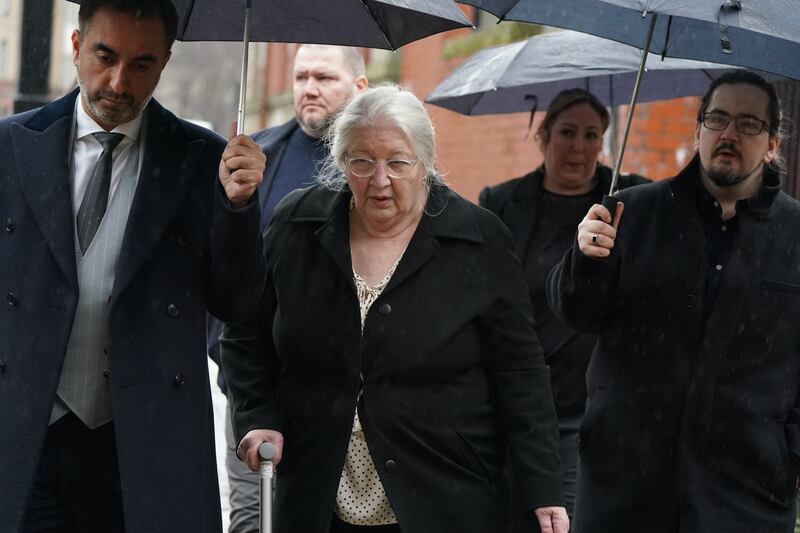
[460,0,800,79]
[68,0,473,133]
[426,30,781,163]
[427,31,754,115]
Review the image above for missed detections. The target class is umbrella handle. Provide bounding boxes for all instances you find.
[601,194,620,221]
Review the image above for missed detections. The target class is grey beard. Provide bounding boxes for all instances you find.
[298,114,332,138]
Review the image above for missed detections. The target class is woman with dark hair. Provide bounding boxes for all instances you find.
[479,88,649,516]
[221,85,568,533]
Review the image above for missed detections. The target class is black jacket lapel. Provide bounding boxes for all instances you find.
[501,170,542,257]
[254,119,297,209]
[313,193,355,282]
[386,187,483,293]
[10,91,78,287]
[111,100,204,303]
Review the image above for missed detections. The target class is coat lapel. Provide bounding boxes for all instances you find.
[315,202,354,282]
[257,119,296,201]
[385,187,483,293]
[384,214,441,293]
[10,91,78,287]
[300,187,483,294]
[501,170,542,257]
[111,100,204,303]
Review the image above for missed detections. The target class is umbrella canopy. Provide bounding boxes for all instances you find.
[67,0,472,132]
[67,0,473,50]
[459,0,800,80]
[174,0,472,50]
[427,30,753,116]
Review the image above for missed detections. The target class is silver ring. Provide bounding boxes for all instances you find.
[591,234,599,244]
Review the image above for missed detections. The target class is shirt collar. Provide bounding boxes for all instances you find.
[74,92,144,142]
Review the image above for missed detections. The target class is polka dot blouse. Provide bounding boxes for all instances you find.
[334,258,402,526]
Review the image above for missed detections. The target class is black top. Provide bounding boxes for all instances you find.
[479,164,650,418]
[525,184,598,416]
[693,178,743,319]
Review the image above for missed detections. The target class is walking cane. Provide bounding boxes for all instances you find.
[258,442,276,533]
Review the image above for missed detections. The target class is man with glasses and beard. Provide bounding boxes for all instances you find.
[207,43,368,533]
[0,1,266,531]
[548,70,800,532]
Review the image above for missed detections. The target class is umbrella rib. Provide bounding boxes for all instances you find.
[359,0,395,50]
[178,0,197,40]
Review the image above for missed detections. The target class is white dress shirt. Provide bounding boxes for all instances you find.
[71,95,145,212]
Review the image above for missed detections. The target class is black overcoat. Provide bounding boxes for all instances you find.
[221,185,564,533]
[548,156,800,532]
[0,90,266,533]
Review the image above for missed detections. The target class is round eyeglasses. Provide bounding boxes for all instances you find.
[702,112,770,136]
[345,156,419,180]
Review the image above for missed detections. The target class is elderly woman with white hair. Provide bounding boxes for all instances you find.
[221,85,568,533]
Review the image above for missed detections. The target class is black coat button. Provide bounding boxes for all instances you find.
[378,303,392,315]
[7,292,18,306]
[686,294,697,309]
[173,373,185,387]
[0,360,5,374]
[384,459,396,473]
[176,234,189,247]
[4,218,14,232]
[102,369,110,378]
[167,304,179,317]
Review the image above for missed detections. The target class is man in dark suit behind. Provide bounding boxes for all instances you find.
[0,1,266,532]
[208,43,368,533]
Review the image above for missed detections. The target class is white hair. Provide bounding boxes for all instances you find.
[316,84,444,191]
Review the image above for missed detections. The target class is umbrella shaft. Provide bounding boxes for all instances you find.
[237,3,252,135]
[259,460,273,533]
[610,13,658,195]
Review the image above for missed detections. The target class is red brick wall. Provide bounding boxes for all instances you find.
[615,98,700,180]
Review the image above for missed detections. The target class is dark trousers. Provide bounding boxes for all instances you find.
[21,412,125,533]
[330,515,401,533]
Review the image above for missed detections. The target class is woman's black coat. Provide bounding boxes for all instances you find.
[548,156,800,532]
[479,164,648,416]
[221,185,563,533]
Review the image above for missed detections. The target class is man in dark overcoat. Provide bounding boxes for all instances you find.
[548,70,800,532]
[0,1,266,531]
